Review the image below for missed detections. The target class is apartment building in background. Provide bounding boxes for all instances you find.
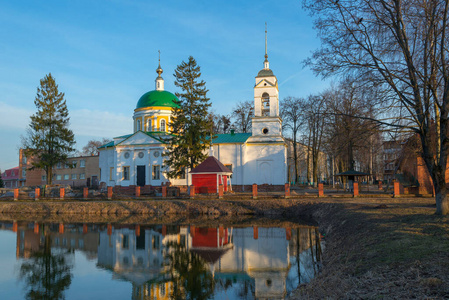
[18,149,100,188]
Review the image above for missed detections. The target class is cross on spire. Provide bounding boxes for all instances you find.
[264,22,269,69]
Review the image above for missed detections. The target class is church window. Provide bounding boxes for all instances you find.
[152,165,160,180]
[137,119,141,131]
[124,152,130,159]
[122,166,130,180]
[262,93,270,116]
[160,119,166,132]
[147,119,152,131]
[138,152,144,158]
[262,128,269,134]
[109,167,114,180]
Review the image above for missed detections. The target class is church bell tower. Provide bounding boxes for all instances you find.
[248,24,284,143]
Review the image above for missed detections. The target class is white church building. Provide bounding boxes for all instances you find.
[99,43,287,190]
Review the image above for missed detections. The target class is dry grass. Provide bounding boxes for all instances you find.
[290,200,449,299]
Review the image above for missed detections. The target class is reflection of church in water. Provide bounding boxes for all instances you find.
[11,221,321,299]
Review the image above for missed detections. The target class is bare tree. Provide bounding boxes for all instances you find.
[231,100,253,133]
[209,112,231,134]
[303,94,328,185]
[81,138,111,156]
[281,96,306,183]
[303,0,449,214]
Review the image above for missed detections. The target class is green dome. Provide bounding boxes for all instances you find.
[136,90,180,109]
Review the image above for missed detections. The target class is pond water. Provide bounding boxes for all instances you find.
[0,220,322,299]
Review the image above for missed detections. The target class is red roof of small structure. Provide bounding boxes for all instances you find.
[190,156,232,174]
[2,167,19,180]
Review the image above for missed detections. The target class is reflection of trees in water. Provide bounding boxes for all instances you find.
[286,227,323,292]
[165,242,215,300]
[19,233,73,300]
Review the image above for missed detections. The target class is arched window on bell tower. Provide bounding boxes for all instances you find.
[147,119,152,131]
[261,93,270,116]
[160,119,166,132]
[136,119,141,132]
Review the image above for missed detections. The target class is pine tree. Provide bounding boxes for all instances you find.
[22,73,76,184]
[165,56,212,178]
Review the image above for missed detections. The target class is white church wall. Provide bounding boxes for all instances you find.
[213,143,244,185]
[251,118,282,138]
[244,144,287,185]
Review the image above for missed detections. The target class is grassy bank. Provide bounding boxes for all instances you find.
[290,200,449,299]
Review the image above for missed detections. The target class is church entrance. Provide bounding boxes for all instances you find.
[137,165,146,186]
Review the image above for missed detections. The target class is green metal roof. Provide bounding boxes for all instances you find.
[257,68,274,77]
[98,141,114,149]
[211,133,252,144]
[136,90,180,109]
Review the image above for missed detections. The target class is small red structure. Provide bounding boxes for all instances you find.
[190,156,232,194]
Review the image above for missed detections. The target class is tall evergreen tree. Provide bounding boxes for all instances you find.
[22,73,76,184]
[165,56,212,178]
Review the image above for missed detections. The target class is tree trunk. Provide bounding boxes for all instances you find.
[434,177,449,215]
[46,167,52,185]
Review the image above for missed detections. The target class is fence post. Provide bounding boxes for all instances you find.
[135,186,141,197]
[189,186,195,199]
[378,181,383,191]
[284,183,290,199]
[35,188,40,201]
[353,182,359,197]
[318,183,324,197]
[13,188,19,201]
[252,184,258,199]
[393,180,400,197]
[59,223,64,234]
[218,184,224,199]
[162,186,167,197]
[83,187,88,200]
[59,188,65,200]
[107,186,113,200]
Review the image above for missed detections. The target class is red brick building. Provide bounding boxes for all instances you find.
[1,167,20,188]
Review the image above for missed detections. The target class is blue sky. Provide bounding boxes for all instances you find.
[0,0,330,170]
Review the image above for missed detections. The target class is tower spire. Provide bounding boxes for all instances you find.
[264,23,269,70]
[155,50,164,91]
